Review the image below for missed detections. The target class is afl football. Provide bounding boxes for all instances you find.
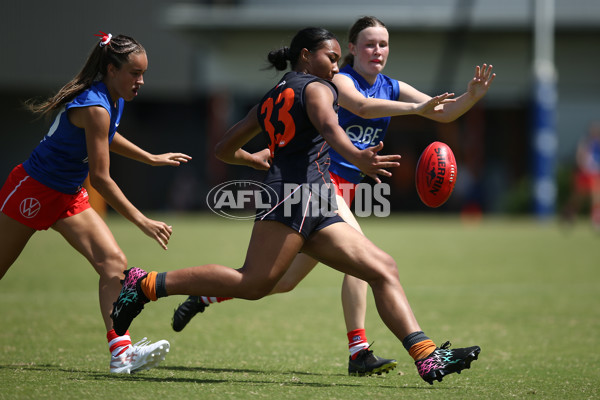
[415,141,457,208]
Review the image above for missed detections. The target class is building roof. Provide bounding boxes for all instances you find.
[164,0,600,32]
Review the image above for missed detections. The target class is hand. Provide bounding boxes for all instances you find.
[355,142,401,184]
[416,92,456,116]
[248,148,272,171]
[151,152,192,166]
[467,64,496,100]
[139,217,173,250]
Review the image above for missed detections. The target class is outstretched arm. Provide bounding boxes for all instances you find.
[69,106,173,249]
[399,63,496,123]
[110,132,191,166]
[305,82,401,183]
[333,73,455,119]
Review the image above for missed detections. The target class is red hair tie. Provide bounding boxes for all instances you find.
[94,31,112,47]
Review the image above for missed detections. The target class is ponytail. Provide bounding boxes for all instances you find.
[26,33,144,116]
[266,27,337,71]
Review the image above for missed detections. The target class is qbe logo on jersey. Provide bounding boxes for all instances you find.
[206,180,278,220]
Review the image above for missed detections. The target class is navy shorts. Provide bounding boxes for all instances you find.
[256,181,344,239]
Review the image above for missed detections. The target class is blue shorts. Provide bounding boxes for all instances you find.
[256,181,344,239]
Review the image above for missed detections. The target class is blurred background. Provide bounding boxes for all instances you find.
[1,0,599,219]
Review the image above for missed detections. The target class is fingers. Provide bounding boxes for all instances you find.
[377,154,402,163]
[375,161,401,169]
[366,173,382,184]
[486,67,497,84]
[367,167,397,184]
[159,153,192,166]
[432,92,456,105]
[376,169,393,177]
[475,64,495,81]
[359,144,401,183]
[371,176,382,184]
[157,237,168,250]
[369,154,401,174]
[155,224,172,250]
[367,156,401,183]
[366,141,385,153]
[170,153,192,164]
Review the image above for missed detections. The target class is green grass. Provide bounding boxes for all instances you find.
[1,213,599,399]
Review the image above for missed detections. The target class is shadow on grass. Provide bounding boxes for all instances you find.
[162,365,330,376]
[0,363,433,390]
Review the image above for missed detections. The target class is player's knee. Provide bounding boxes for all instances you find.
[368,252,398,284]
[382,253,398,276]
[244,277,280,300]
[244,286,271,300]
[95,250,128,279]
[271,277,298,294]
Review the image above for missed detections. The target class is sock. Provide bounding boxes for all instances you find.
[156,272,168,298]
[140,271,158,301]
[402,331,436,361]
[200,296,233,305]
[347,328,369,359]
[409,340,437,361]
[107,329,131,357]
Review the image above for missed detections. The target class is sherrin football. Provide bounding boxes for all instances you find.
[415,141,457,208]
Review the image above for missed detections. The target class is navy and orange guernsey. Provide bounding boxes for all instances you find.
[257,71,338,187]
[23,81,123,194]
[328,64,400,184]
[255,71,344,237]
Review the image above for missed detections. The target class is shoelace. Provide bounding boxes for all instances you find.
[438,341,451,350]
[365,341,376,351]
[132,337,151,348]
[360,342,376,358]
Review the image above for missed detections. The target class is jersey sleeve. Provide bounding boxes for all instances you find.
[65,86,111,113]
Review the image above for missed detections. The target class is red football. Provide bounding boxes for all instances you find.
[415,141,457,208]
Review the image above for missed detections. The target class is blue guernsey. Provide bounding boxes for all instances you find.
[328,64,400,184]
[23,82,123,194]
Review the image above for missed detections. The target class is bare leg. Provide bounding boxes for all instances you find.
[171,193,375,347]
[333,196,369,333]
[302,222,421,341]
[271,252,318,293]
[341,274,368,332]
[0,213,36,280]
[272,194,370,332]
[165,221,306,300]
[53,208,127,331]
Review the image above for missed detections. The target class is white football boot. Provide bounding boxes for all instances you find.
[110,337,170,374]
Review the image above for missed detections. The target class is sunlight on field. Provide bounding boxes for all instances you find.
[1,213,598,400]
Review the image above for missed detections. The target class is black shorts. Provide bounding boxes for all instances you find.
[256,181,344,239]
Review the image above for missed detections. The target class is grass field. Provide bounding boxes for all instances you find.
[1,213,599,399]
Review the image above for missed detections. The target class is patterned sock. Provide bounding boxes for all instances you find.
[200,296,233,305]
[409,340,437,361]
[140,271,158,301]
[402,331,436,361]
[107,329,131,357]
[347,328,369,359]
